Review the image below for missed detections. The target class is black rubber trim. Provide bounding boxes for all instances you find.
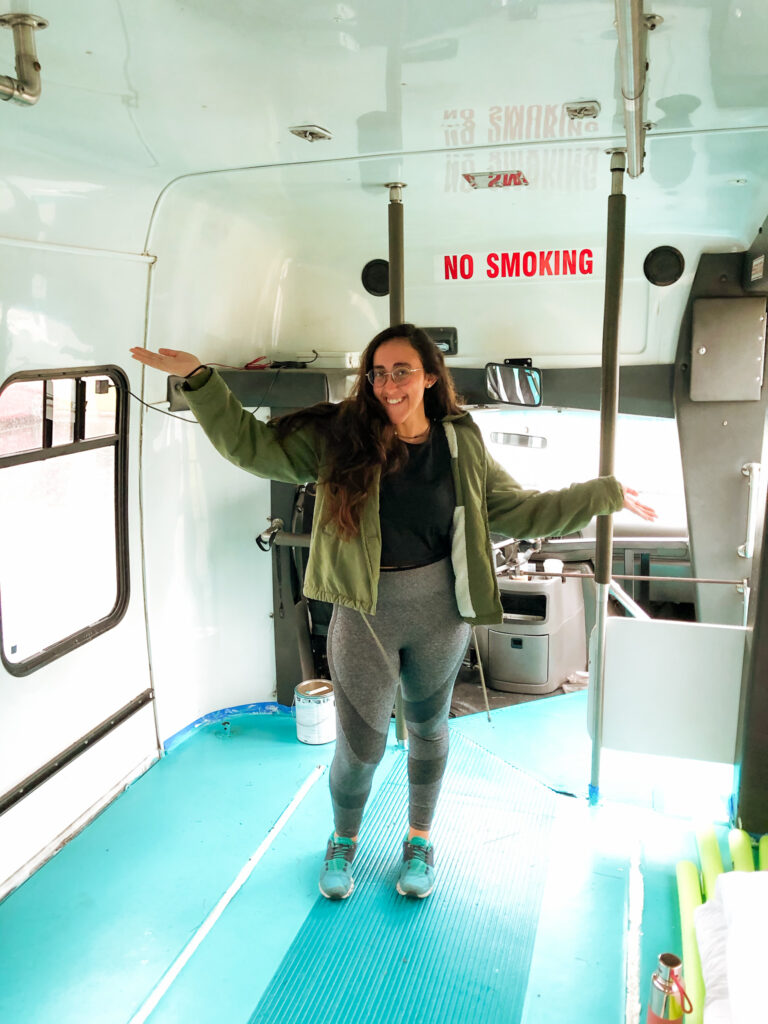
[451,363,676,418]
[0,688,154,817]
[167,367,330,412]
[0,433,118,469]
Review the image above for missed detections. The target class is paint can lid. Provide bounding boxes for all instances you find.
[295,679,334,698]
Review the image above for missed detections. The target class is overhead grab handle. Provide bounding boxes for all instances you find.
[0,13,48,106]
[738,462,762,559]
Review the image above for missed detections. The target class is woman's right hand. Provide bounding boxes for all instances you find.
[129,347,204,378]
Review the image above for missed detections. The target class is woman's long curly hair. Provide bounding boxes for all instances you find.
[271,323,464,538]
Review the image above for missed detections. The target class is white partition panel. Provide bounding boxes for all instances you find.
[588,618,746,764]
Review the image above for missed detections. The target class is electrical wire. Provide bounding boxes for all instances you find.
[122,388,199,423]
[117,367,283,422]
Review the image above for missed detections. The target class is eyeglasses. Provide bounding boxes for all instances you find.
[366,367,422,387]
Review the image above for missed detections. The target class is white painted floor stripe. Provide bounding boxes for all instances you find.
[128,765,326,1024]
[625,841,644,1024]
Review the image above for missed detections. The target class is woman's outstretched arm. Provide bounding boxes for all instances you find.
[129,347,205,378]
[128,346,320,484]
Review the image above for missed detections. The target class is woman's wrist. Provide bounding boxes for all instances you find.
[184,364,208,379]
[181,366,213,392]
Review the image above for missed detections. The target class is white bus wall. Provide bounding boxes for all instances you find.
[139,149,765,378]
[0,242,158,895]
[140,408,278,743]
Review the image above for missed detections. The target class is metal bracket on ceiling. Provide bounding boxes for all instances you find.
[0,12,47,106]
[565,100,601,121]
[614,1,663,178]
[289,125,333,142]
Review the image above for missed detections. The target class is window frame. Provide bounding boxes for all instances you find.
[0,365,130,676]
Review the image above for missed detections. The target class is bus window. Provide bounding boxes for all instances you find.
[0,368,129,674]
[0,380,44,456]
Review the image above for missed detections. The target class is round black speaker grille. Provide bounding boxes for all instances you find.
[643,246,685,286]
[361,259,389,296]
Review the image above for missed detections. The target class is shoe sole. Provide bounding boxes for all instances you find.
[396,881,433,899]
[319,877,355,901]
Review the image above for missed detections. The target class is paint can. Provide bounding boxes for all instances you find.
[294,679,336,744]
[646,953,693,1023]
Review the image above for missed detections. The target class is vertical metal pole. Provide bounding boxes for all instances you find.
[387,182,406,325]
[589,150,627,804]
[386,181,408,744]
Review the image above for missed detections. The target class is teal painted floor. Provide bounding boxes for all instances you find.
[251,731,560,1024]
[0,695,725,1023]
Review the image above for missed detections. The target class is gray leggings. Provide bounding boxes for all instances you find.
[326,557,471,838]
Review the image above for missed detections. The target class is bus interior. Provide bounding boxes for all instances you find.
[1,2,767,1022]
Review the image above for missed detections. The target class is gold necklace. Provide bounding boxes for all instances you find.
[396,424,431,440]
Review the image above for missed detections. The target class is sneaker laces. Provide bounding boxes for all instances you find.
[407,844,429,863]
[404,839,432,873]
[327,837,355,865]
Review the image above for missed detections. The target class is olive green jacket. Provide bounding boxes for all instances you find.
[184,369,623,625]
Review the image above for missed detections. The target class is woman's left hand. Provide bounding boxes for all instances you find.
[622,486,658,522]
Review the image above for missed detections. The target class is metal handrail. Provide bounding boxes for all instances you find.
[533,571,743,587]
[738,462,762,559]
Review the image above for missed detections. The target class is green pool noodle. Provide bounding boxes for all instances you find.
[760,835,768,871]
[676,860,704,1024]
[696,827,723,900]
[729,829,755,871]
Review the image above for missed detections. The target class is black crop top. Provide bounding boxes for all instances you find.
[379,426,455,568]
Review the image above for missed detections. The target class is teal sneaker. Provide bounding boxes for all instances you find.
[396,836,435,898]
[319,834,357,900]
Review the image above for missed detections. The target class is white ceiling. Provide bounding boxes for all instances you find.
[1,2,765,174]
[0,1,767,342]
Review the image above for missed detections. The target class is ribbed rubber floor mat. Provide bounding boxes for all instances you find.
[249,731,560,1024]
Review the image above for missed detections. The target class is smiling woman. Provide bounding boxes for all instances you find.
[369,337,437,442]
[128,321,652,904]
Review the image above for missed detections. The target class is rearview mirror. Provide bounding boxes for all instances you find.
[485,362,543,406]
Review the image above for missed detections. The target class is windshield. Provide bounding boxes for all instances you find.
[471,406,687,535]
